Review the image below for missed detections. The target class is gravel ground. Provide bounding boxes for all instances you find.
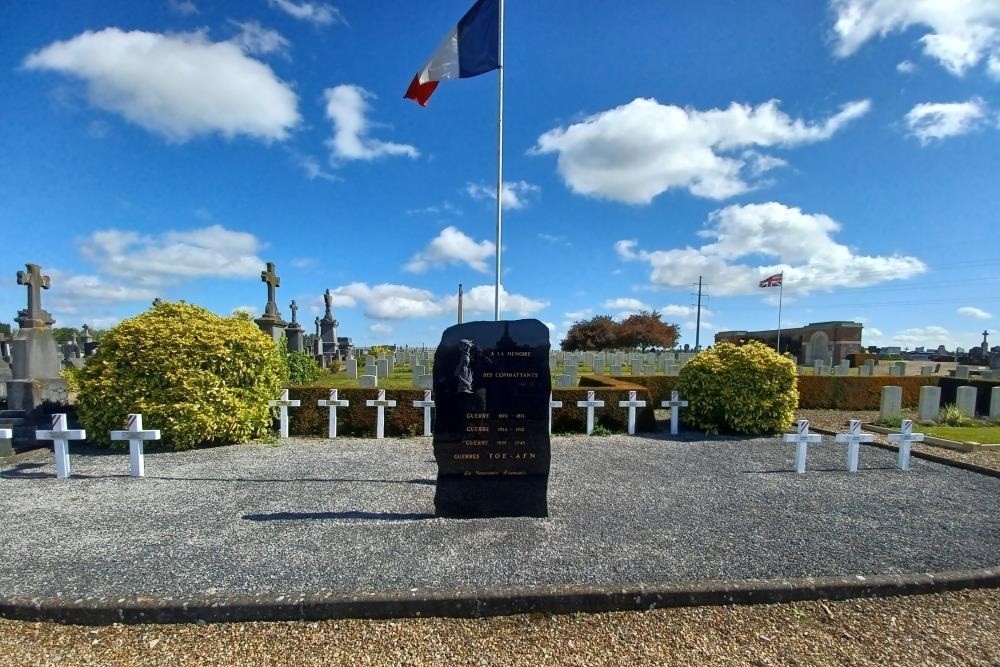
[1,588,998,666]
[0,433,997,599]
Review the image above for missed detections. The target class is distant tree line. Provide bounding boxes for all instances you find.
[561,311,679,352]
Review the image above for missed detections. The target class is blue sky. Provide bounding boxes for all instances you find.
[2,0,999,350]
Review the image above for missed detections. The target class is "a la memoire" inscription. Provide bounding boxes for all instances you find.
[432,319,551,518]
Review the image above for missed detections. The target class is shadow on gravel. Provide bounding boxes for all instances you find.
[744,466,901,474]
[146,476,436,485]
[242,511,436,522]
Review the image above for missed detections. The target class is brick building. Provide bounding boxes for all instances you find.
[714,321,863,366]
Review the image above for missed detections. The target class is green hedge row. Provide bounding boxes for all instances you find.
[285,385,657,437]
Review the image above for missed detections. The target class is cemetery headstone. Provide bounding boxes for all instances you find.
[920,365,933,376]
[319,289,339,358]
[284,300,305,353]
[548,393,562,435]
[35,414,86,479]
[880,386,902,420]
[888,419,924,471]
[412,390,435,437]
[268,389,300,439]
[364,363,378,378]
[377,358,389,379]
[661,390,688,435]
[254,262,286,342]
[555,374,572,388]
[432,320,551,518]
[990,387,1000,420]
[110,414,161,477]
[366,389,396,439]
[956,386,977,417]
[955,365,970,379]
[918,386,942,422]
[835,420,874,473]
[317,388,350,438]
[618,390,646,435]
[416,373,433,389]
[359,374,378,388]
[784,420,822,474]
[346,358,358,379]
[0,427,12,458]
[577,390,605,436]
[9,263,65,412]
[890,361,906,377]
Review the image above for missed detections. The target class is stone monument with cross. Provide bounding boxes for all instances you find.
[8,263,66,414]
[284,300,305,353]
[254,262,286,342]
[319,288,340,362]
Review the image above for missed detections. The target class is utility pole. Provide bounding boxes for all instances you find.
[694,276,704,351]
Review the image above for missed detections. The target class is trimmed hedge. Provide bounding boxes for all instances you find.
[796,375,936,410]
[287,384,657,436]
[596,375,679,405]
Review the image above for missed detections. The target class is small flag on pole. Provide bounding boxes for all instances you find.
[404,0,500,106]
[759,273,783,288]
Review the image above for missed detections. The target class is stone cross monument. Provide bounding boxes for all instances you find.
[254,262,286,342]
[16,263,54,329]
[285,299,305,353]
[320,288,339,360]
[8,263,65,413]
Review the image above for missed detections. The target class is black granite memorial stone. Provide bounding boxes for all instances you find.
[432,319,551,518]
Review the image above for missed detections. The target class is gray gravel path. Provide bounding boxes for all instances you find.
[0,433,997,599]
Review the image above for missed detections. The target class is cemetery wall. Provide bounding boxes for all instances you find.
[937,377,1000,416]
[797,376,934,410]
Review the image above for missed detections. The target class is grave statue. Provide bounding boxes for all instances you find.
[8,263,66,413]
[254,261,286,342]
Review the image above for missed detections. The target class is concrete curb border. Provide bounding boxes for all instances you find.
[0,568,997,626]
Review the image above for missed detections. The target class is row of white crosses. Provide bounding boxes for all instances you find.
[29,413,160,480]
[275,388,436,441]
[552,389,689,436]
[786,419,924,473]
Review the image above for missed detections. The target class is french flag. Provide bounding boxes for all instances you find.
[404,0,499,107]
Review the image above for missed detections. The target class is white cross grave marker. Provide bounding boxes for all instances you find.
[887,419,924,471]
[317,388,350,439]
[268,389,300,439]
[784,419,822,474]
[110,414,161,477]
[549,393,562,435]
[412,390,435,437]
[835,419,874,473]
[618,390,646,435]
[366,389,396,439]
[35,414,86,479]
[576,390,605,436]
[661,390,689,435]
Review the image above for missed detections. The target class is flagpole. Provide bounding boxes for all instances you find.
[776,272,783,354]
[493,0,504,321]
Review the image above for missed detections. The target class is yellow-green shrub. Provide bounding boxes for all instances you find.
[75,301,288,450]
[677,341,797,435]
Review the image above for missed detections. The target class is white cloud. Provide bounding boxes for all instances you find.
[661,304,713,320]
[905,99,988,143]
[616,202,925,296]
[602,297,649,311]
[168,0,199,16]
[830,0,1000,77]
[406,201,461,216]
[323,85,418,161]
[537,233,571,246]
[404,226,495,274]
[958,306,992,319]
[531,97,870,204]
[79,225,266,285]
[268,0,345,26]
[290,257,315,269]
[465,180,541,210]
[331,282,547,320]
[24,28,300,142]
[289,151,339,182]
[229,20,290,59]
[896,60,916,73]
[370,322,393,334]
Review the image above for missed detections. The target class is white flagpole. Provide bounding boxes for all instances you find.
[493,0,505,321]
[776,272,784,354]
